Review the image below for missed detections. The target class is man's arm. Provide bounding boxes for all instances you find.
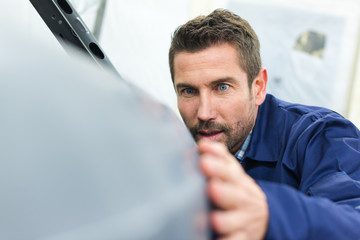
[199,139,360,240]
[258,180,360,239]
[257,116,360,239]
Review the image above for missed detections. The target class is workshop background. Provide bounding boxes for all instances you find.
[4,0,360,127]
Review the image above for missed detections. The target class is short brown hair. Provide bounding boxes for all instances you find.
[169,9,261,87]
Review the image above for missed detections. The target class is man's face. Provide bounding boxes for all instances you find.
[173,43,266,154]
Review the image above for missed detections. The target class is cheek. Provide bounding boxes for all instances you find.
[178,101,196,123]
[226,100,251,122]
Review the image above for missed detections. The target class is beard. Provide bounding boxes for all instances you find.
[188,107,255,154]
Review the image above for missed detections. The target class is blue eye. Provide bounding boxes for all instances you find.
[183,88,196,95]
[218,84,229,91]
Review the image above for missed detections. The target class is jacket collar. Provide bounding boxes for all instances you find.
[243,94,280,162]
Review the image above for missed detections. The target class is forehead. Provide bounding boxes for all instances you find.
[173,43,246,84]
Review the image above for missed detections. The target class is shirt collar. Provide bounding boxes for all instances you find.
[234,130,252,161]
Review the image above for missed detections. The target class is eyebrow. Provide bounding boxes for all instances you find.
[210,77,237,86]
[175,83,194,90]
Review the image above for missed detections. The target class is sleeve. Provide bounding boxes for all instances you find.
[260,114,360,239]
[258,180,360,240]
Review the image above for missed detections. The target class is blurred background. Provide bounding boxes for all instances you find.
[3,0,360,127]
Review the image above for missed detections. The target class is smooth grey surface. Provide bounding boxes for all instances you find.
[0,18,209,240]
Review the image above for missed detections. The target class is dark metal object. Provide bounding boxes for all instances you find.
[29,0,119,77]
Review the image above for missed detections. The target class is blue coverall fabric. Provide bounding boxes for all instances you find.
[242,94,360,239]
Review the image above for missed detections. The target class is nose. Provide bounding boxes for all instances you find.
[197,93,216,121]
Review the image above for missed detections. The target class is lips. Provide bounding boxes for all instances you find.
[197,130,224,141]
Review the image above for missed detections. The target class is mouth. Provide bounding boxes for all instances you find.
[197,130,224,141]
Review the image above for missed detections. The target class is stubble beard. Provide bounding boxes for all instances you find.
[187,107,255,154]
[227,110,255,154]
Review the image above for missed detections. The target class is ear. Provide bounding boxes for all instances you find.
[252,68,268,106]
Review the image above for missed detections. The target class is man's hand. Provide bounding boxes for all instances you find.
[198,140,269,240]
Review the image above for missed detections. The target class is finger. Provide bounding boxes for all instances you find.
[214,212,268,240]
[208,179,241,209]
[199,153,241,182]
[198,140,246,176]
[197,140,233,162]
[211,209,244,235]
[210,190,269,239]
[217,232,247,240]
[199,153,220,179]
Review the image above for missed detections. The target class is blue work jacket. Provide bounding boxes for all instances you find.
[242,94,360,239]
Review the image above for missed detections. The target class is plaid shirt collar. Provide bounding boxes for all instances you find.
[234,130,252,161]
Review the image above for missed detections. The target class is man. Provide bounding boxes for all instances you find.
[169,9,360,240]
